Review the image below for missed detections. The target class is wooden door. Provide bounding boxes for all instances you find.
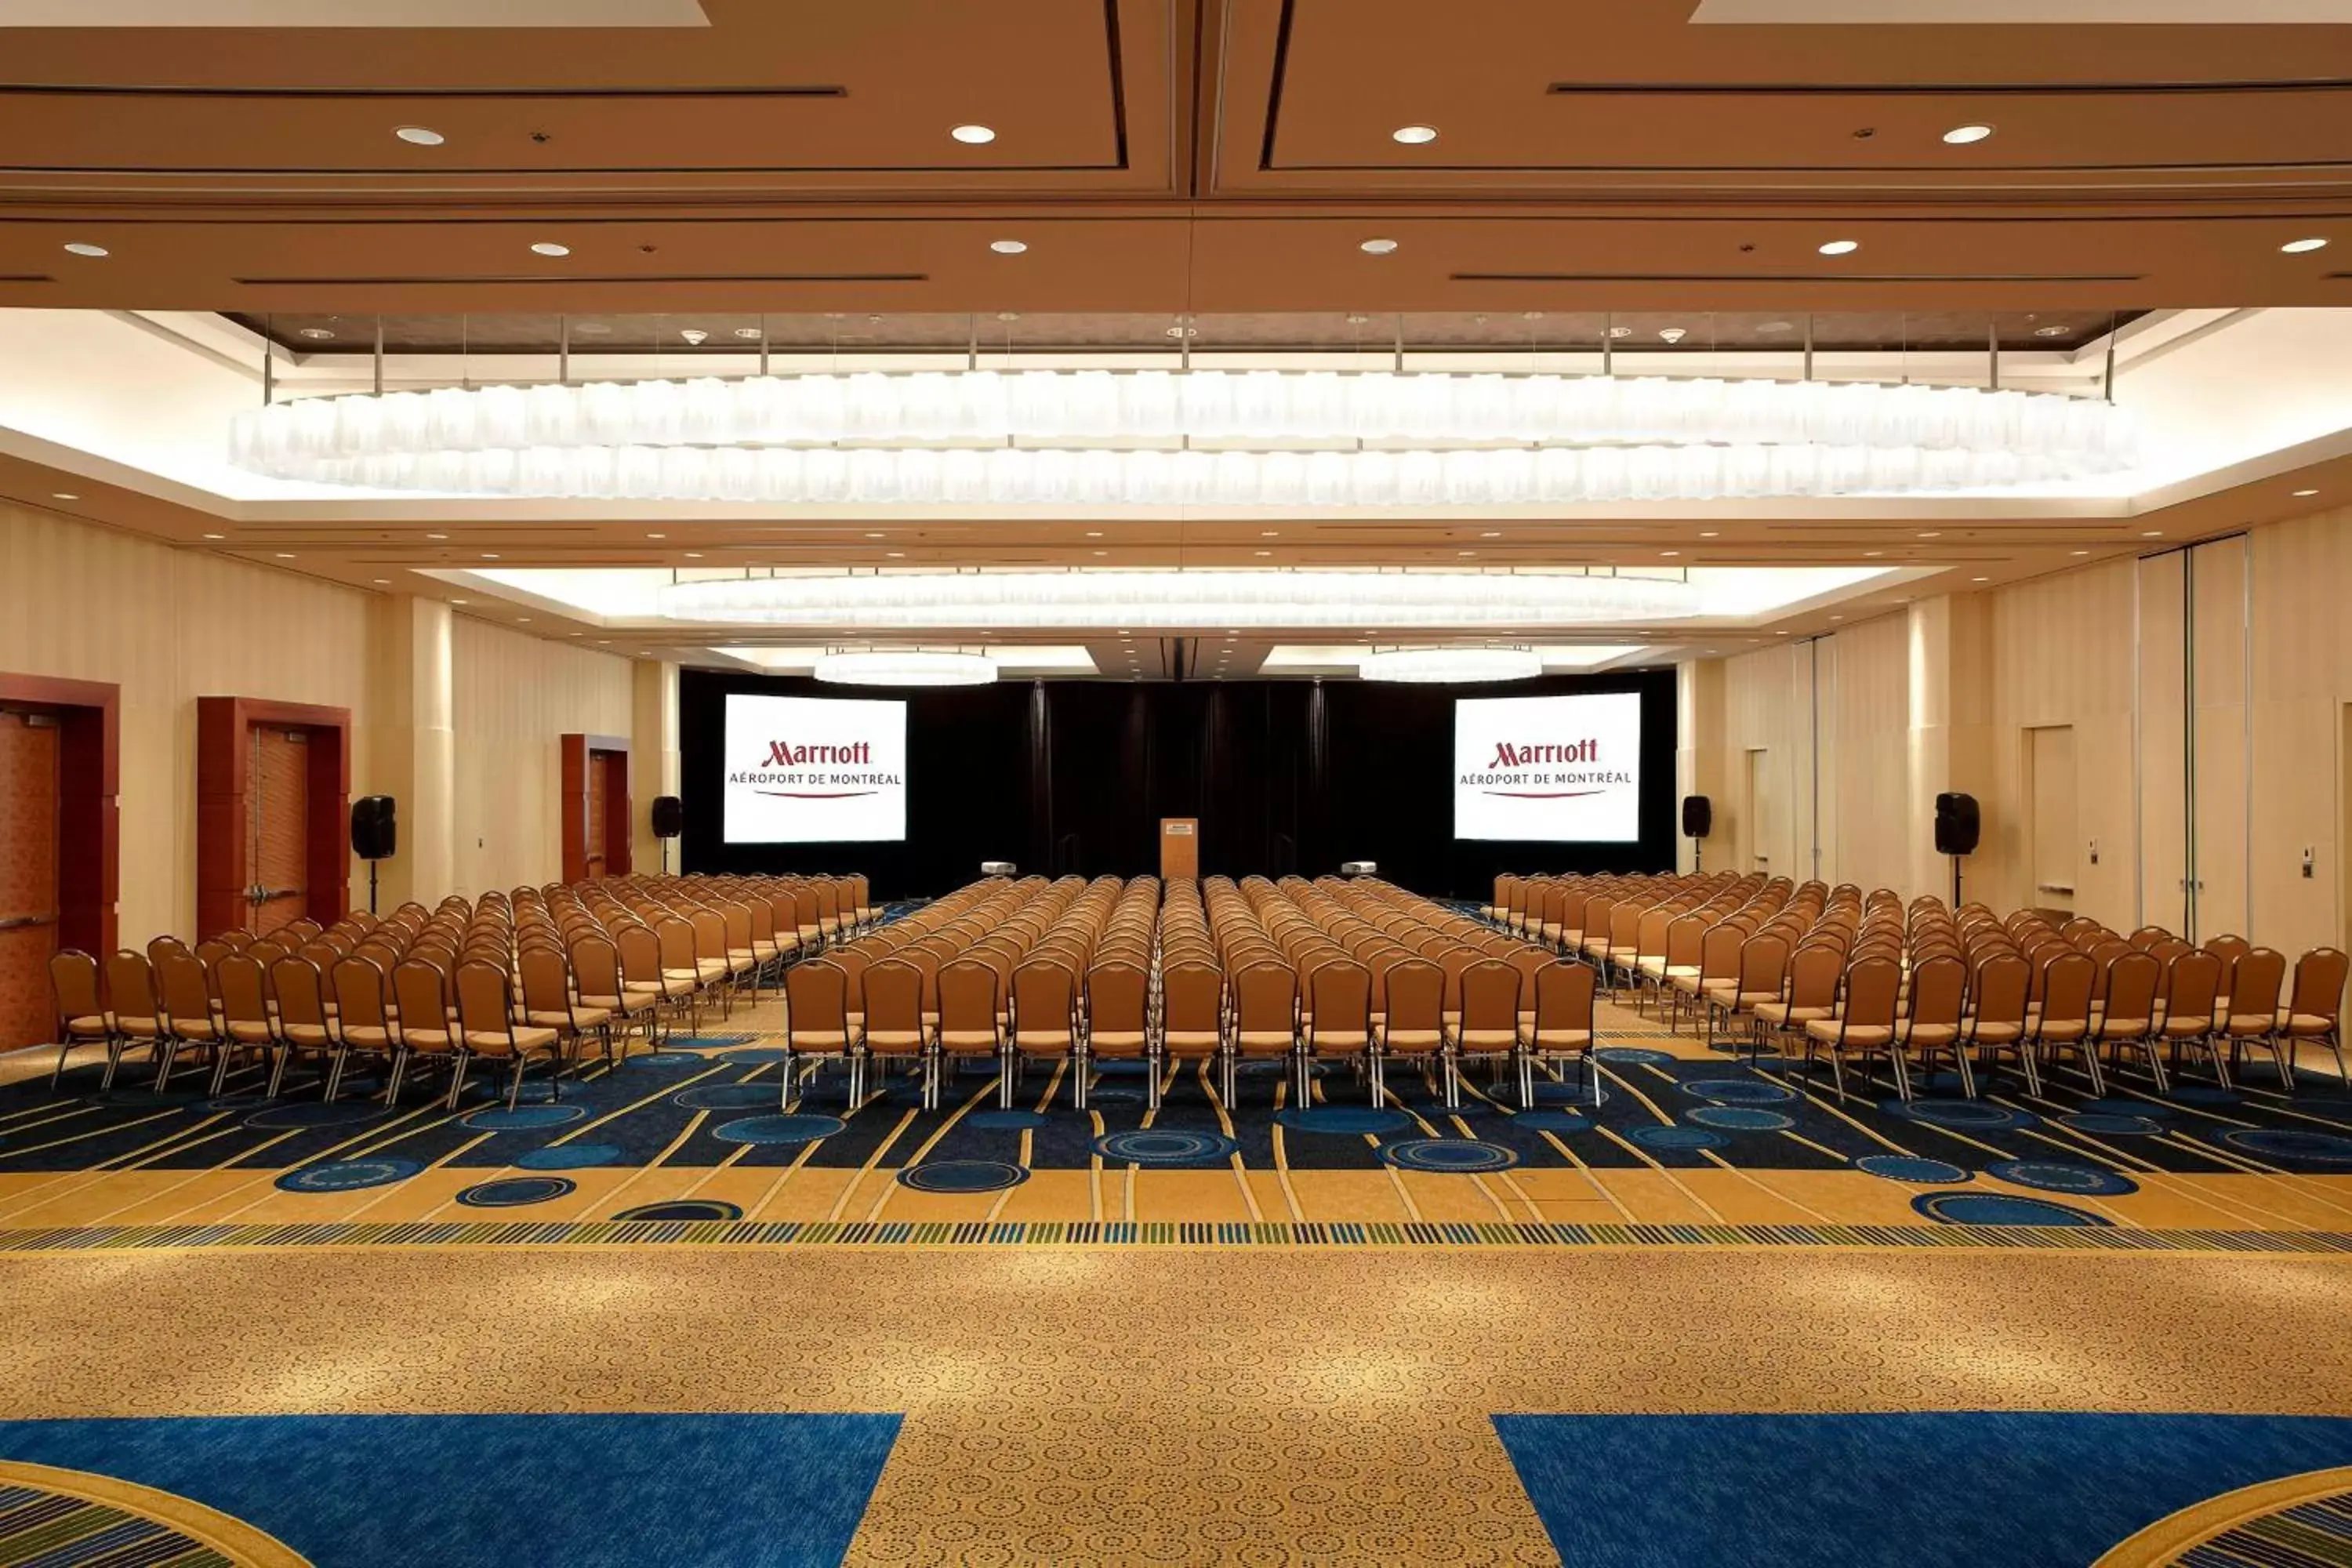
[2027,725,2078,917]
[586,750,616,878]
[0,710,61,1050]
[2189,538,2251,940]
[250,725,310,936]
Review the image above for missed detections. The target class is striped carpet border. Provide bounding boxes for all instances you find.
[0,1219,2348,1255]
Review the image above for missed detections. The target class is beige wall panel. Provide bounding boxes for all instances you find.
[0,503,375,943]
[2245,512,2350,958]
[2138,551,2188,939]
[1828,613,1907,892]
[449,616,635,896]
[2189,538,2252,939]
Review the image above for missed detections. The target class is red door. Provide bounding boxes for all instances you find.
[586,750,615,879]
[0,710,62,1049]
[250,726,310,936]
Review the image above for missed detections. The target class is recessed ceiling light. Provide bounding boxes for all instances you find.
[1830,614,1844,621]
[426,532,448,540]
[62,241,108,257]
[202,532,224,539]
[989,239,1028,254]
[647,532,666,539]
[274,552,296,560]
[1392,125,1438,144]
[481,553,499,560]
[1254,550,1272,557]
[1604,325,1633,339]
[1758,321,1794,334]
[2033,324,2070,338]
[1972,575,1990,583]
[50,492,78,501]
[1864,550,1884,557]
[394,125,445,146]
[530,241,570,256]
[1479,531,1501,539]
[1818,238,1860,256]
[950,124,996,144]
[1942,124,1994,145]
[1359,238,1400,255]
[597,639,611,644]
[1699,530,1719,538]
[2292,488,2319,497]
[1659,550,1680,557]
[2142,529,2164,537]
[297,327,336,341]
[2281,237,2330,254]
[683,551,702,559]
[1917,531,1941,539]
[864,532,884,540]
[1092,550,1108,557]
[517,616,532,623]
[573,321,610,336]
[886,551,905,558]
[373,578,390,585]
[2071,550,2090,556]
[1085,530,1103,538]
[1457,550,1476,557]
[1260,530,1279,538]
[733,327,763,339]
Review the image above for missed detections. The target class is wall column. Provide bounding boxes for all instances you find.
[366,597,455,909]
[1676,659,1727,876]
[631,659,680,876]
[1906,593,1995,902]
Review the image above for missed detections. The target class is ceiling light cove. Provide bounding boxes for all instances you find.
[657,570,1700,630]
[1817,239,1860,256]
[989,239,1029,254]
[530,241,572,257]
[949,124,996,144]
[1941,124,1994,144]
[62,242,109,257]
[2281,237,2329,254]
[1392,125,1439,144]
[1359,238,1400,255]
[231,369,2139,503]
[815,649,996,687]
[1359,646,1541,684]
[394,125,445,146]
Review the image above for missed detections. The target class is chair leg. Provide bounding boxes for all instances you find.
[1955,1044,1978,1099]
[1368,1046,1385,1108]
[51,1037,77,1089]
[781,1048,797,1112]
[209,1042,235,1099]
[155,1041,179,1091]
[999,1044,1016,1109]
[2141,1037,2169,1094]
[2082,1040,2106,1098]
[445,1052,471,1111]
[383,1047,408,1105]
[1442,1047,1462,1110]
[1073,1047,1089,1112]
[1827,1048,1846,1104]
[325,1047,350,1104]
[1890,1049,1913,1103]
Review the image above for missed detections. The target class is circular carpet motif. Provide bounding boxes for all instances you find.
[274,1156,421,1193]
[1855,1155,1972,1185]
[718,1047,788,1065]
[2210,1127,2352,1164]
[244,1101,389,1131]
[898,1160,1029,1193]
[1912,1190,2112,1226]
[2059,1112,2166,1137]
[1987,1159,2139,1196]
[1594,1047,1675,1065]
[672,1083,781,1111]
[964,1109,1051,1131]
[1884,1098,2035,1131]
[2095,1465,2352,1567]
[634,1051,706,1067]
[1624,1123,1729,1151]
[0,1461,307,1568]
[515,1142,622,1171]
[1378,1138,1520,1173]
[1094,1129,1241,1166]
[1509,1109,1593,1134]
[711,1114,844,1145]
[670,1036,755,1050]
[1274,1105,1411,1135]
[612,1200,744,1221]
[461,1103,583,1131]
[455,1175,576,1207]
[1684,1078,1795,1105]
[1685,1105,1795,1131]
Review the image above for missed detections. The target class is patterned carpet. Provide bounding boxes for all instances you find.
[3,994,2350,1250]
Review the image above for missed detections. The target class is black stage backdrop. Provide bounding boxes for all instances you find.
[679,666,1677,901]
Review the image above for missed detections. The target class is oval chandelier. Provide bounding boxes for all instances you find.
[660,569,1700,630]
[811,649,996,687]
[1358,646,1544,684]
[228,369,2139,503]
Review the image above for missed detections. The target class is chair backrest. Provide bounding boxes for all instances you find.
[1840,956,1902,1030]
[391,959,450,1042]
[270,956,330,1029]
[862,959,925,1035]
[2204,933,2252,977]
[1160,963,1224,1035]
[1306,959,1370,1039]
[2038,951,2096,1026]
[569,935,624,1000]
[937,960,1000,1033]
[1785,943,1843,1009]
[616,924,665,986]
[1457,960,1519,1031]
[2230,946,2287,1018]
[49,949,102,1022]
[1232,963,1297,1032]
[1971,952,2030,1029]
[786,960,848,1044]
[517,946,572,1019]
[2289,947,2349,1022]
[1384,958,1443,1031]
[154,948,211,1027]
[2103,949,2161,1025]
[216,953,272,1027]
[1532,960,1595,1035]
[1907,953,1965,1028]
[2165,949,2221,1021]
[1736,934,1791,994]
[104,950,158,1020]
[455,959,512,1040]
[1013,961,1076,1039]
[1086,961,1149,1034]
[331,956,390,1033]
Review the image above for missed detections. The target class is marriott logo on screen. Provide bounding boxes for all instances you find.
[757,739,870,768]
[1489,738,1599,769]
[728,736,899,796]
[1462,734,1632,796]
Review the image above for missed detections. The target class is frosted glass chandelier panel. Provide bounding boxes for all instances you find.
[228,370,2140,502]
[659,570,1700,629]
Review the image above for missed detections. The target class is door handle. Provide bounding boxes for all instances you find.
[0,912,57,932]
[245,885,303,906]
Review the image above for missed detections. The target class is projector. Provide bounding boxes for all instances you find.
[1339,861,1377,877]
[980,861,1018,877]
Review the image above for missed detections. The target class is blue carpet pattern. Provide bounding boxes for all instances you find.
[0,1414,900,1568]
[1493,1412,2352,1568]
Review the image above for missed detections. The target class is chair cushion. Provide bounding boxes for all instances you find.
[282,1023,332,1047]
[1454,1029,1515,1051]
[465,1025,559,1054]
[401,1027,455,1051]
[170,1018,220,1041]
[227,1021,276,1045]
[112,1014,162,1036]
[2225,1013,2278,1034]
[1162,1030,1221,1054]
[340,1025,393,1048]
[1014,1030,1074,1051]
[2286,1012,2337,1036]
[1091,1029,1149,1054]
[1530,1029,1592,1050]
[1806,1020,1893,1047]
[1382,1028,1443,1050]
[1969,1022,2024,1045]
[1232,1029,1294,1054]
[2161,1014,2212,1035]
[865,1029,925,1051]
[65,1014,109,1037]
[1899,1022,1958,1048]
[2099,1017,2153,1036]
[939,1029,1000,1049]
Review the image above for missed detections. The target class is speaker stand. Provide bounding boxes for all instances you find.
[1950,855,1962,910]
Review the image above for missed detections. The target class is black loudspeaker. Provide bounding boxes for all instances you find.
[1934,792,1981,857]
[1682,795,1712,839]
[651,796,684,840]
[350,796,397,860]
